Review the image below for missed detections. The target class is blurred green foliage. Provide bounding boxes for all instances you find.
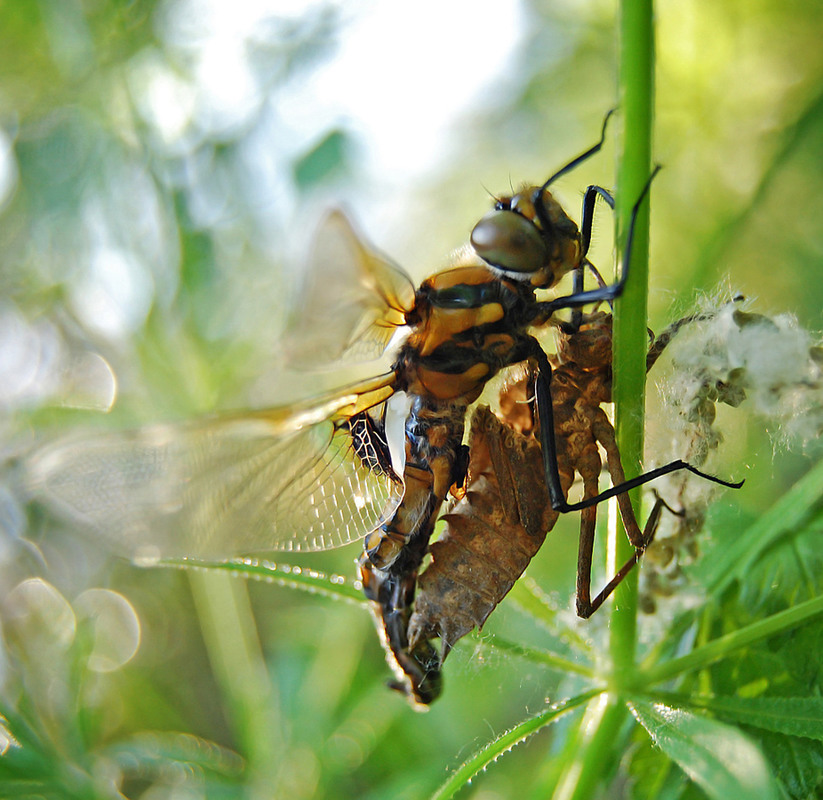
[1,1,822,798]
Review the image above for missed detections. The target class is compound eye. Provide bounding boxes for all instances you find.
[470,210,548,275]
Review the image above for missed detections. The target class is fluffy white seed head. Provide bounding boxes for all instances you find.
[639,296,822,616]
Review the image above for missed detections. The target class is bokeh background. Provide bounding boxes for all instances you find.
[1,0,822,798]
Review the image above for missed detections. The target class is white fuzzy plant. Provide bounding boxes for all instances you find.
[640,297,823,609]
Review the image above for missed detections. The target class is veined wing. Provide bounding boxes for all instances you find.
[282,211,417,367]
[26,372,405,562]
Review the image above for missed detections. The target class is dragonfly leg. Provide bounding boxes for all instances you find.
[576,495,666,619]
[579,185,615,257]
[534,166,662,321]
[571,184,614,327]
[528,341,570,513]
[574,475,600,616]
[555,457,742,513]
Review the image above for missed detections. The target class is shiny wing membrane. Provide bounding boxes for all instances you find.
[26,373,404,561]
[281,211,416,367]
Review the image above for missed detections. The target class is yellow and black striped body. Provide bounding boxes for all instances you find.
[358,395,468,704]
[358,260,560,704]
[364,262,544,570]
[400,264,540,401]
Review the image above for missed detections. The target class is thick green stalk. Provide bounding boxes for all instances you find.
[423,4,658,795]
[550,8,656,799]
[610,0,655,678]
[552,696,628,800]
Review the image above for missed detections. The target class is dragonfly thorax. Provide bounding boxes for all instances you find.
[395,263,537,404]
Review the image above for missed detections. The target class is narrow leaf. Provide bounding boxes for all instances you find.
[628,698,779,800]
[430,689,601,800]
[705,459,823,596]
[159,557,365,604]
[103,731,244,777]
[644,593,823,684]
[479,633,596,678]
[507,577,593,656]
[672,694,823,741]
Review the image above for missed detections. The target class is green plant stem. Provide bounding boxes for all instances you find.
[611,0,655,677]
[554,5,656,798]
[553,696,628,800]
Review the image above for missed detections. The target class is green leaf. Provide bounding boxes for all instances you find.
[627,728,689,800]
[507,577,594,657]
[430,689,601,800]
[704,459,823,597]
[682,695,823,741]
[643,594,823,685]
[628,697,779,800]
[755,731,823,799]
[292,129,353,190]
[476,633,596,678]
[158,557,366,604]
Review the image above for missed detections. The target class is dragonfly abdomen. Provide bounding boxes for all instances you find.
[362,396,467,572]
[407,406,562,652]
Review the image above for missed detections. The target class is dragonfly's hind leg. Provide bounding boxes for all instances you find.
[575,494,668,619]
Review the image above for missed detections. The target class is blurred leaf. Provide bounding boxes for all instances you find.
[13,109,105,217]
[691,83,823,287]
[292,128,355,190]
[104,730,244,777]
[0,2,152,114]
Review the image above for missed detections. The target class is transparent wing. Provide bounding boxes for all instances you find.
[26,373,405,562]
[282,211,416,368]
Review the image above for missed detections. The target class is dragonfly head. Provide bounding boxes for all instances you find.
[470,185,582,289]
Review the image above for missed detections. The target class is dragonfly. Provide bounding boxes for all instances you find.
[405,312,666,686]
[24,115,736,705]
[392,309,743,703]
